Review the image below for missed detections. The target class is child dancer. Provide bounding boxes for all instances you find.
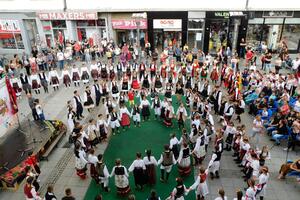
[131,104,141,127]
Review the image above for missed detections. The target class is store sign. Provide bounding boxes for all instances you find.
[230,12,244,17]
[153,19,182,29]
[37,12,98,20]
[111,19,147,29]
[263,11,294,18]
[0,19,21,33]
[214,12,230,18]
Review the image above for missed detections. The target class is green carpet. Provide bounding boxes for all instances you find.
[84,96,197,200]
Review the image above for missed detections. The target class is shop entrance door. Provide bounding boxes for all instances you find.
[208,19,229,55]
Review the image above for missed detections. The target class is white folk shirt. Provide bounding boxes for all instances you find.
[170,137,179,149]
[128,159,146,172]
[143,156,158,166]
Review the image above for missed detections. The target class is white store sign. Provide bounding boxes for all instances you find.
[153,19,182,29]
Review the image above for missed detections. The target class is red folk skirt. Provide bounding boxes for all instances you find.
[121,113,130,126]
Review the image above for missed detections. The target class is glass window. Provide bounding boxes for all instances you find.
[0,33,17,49]
[97,19,106,27]
[188,19,204,29]
[52,20,66,28]
[281,24,300,50]
[77,20,96,27]
[14,33,24,49]
[246,24,264,45]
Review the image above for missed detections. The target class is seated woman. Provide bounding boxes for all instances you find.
[279,100,290,116]
[245,89,259,105]
[271,119,288,145]
[266,112,281,135]
[278,159,300,179]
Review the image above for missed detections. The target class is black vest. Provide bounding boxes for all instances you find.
[115,166,125,175]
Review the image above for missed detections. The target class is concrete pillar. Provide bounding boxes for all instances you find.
[232,18,241,50]
[19,19,31,54]
[66,20,77,41]
[106,13,113,40]
[35,18,46,45]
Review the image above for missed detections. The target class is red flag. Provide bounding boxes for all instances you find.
[5,76,18,114]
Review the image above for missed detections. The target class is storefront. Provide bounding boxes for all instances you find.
[203,11,248,55]
[187,12,205,50]
[246,11,300,53]
[147,12,188,50]
[37,12,108,47]
[0,13,39,55]
[111,13,147,47]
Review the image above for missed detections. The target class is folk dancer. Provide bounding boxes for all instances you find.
[158,144,177,182]
[38,70,49,93]
[164,101,174,127]
[108,109,120,135]
[119,104,131,130]
[140,96,151,121]
[80,64,90,84]
[83,86,94,112]
[176,103,187,130]
[73,90,84,120]
[96,114,108,141]
[61,67,71,87]
[30,72,41,94]
[143,150,158,185]
[95,154,110,192]
[110,159,131,196]
[177,143,191,177]
[128,152,146,190]
[151,95,161,120]
[48,68,59,91]
[71,65,81,87]
[131,104,141,127]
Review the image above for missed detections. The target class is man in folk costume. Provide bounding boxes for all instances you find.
[128,152,146,190]
[90,61,99,81]
[48,68,59,91]
[170,133,180,160]
[212,85,222,115]
[24,176,42,200]
[96,114,108,141]
[108,109,120,135]
[151,95,161,120]
[61,67,72,87]
[110,80,120,101]
[131,104,141,127]
[188,166,209,200]
[37,70,48,93]
[95,154,110,192]
[30,72,41,94]
[223,99,235,121]
[139,62,146,80]
[110,159,130,196]
[73,90,84,120]
[176,103,187,130]
[158,144,177,182]
[92,80,101,107]
[83,86,94,112]
[20,73,31,94]
[150,61,157,80]
[100,80,109,104]
[177,143,191,177]
[200,80,211,99]
[71,64,81,87]
[208,132,224,179]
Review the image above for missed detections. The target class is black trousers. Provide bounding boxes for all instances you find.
[32,108,39,120]
[95,93,101,106]
[76,105,83,119]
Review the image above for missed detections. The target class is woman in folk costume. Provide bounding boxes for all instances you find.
[30,72,41,95]
[90,62,99,81]
[200,80,211,99]
[88,149,98,180]
[100,80,109,104]
[108,109,120,135]
[83,86,94,112]
[140,96,151,121]
[191,59,200,78]
[256,166,269,200]
[110,79,120,101]
[208,132,224,179]
[154,73,163,93]
[87,119,98,147]
[160,98,168,120]
[100,63,108,80]
[151,95,161,120]
[96,114,108,141]
[167,177,189,200]
[131,71,140,91]
[160,62,168,81]
[38,70,49,93]
[128,152,146,190]
[121,74,130,93]
[188,166,209,200]
[158,144,177,182]
[192,131,206,166]
[48,68,60,91]
[80,64,90,84]
[95,154,110,192]
[74,142,88,179]
[61,67,71,87]
[67,105,76,134]
[170,133,180,160]
[71,64,81,87]
[139,62,146,79]
[176,103,188,130]
[165,82,173,102]
[164,101,175,127]
[131,104,141,127]
[141,73,151,90]
[224,67,234,89]
[169,59,177,78]
[125,63,132,78]
[177,143,191,177]
[10,76,22,98]
[210,65,219,84]
[119,104,131,130]
[200,65,208,81]
[176,72,185,89]
[110,159,131,196]
[24,176,42,200]
[105,98,116,118]
[245,178,257,200]
[185,74,193,90]
[143,149,158,185]
[220,64,228,86]
[109,64,116,81]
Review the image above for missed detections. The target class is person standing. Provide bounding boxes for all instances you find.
[92,80,101,107]
[168,177,189,200]
[23,177,42,200]
[73,90,84,120]
[83,86,94,112]
[255,166,269,200]
[251,115,264,149]
[35,99,45,122]
[27,93,39,121]
[38,70,49,93]
[177,143,191,177]
[239,38,247,59]
[61,188,76,200]
[188,166,209,200]
[108,109,121,135]
[143,149,158,185]
[119,104,131,131]
[95,154,110,192]
[215,188,227,200]
[110,159,131,196]
[128,152,146,190]
[158,144,177,182]
[131,104,141,127]
[20,73,32,94]
[56,50,65,70]
[44,185,57,200]
[140,96,151,121]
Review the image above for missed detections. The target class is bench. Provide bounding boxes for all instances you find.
[40,132,65,161]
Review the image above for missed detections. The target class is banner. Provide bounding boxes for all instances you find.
[0,78,17,137]
[0,19,21,33]
[37,12,98,20]
[112,19,147,30]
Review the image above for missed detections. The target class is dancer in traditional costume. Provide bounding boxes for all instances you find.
[143,150,158,185]
[164,101,174,127]
[108,109,120,135]
[176,103,187,129]
[151,95,161,120]
[81,64,90,84]
[131,72,140,91]
[94,154,110,192]
[48,68,59,91]
[158,144,177,182]
[90,62,99,81]
[97,114,108,141]
[71,65,81,87]
[128,152,146,190]
[131,104,141,127]
[110,159,130,196]
[168,177,189,200]
[61,67,71,87]
[119,104,131,130]
[140,96,151,121]
[188,166,209,200]
[208,133,224,179]
[10,76,22,98]
[30,72,41,94]
[38,70,49,93]
[83,86,94,112]
[192,131,206,166]
[177,143,191,176]
[74,143,88,179]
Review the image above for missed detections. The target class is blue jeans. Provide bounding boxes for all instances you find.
[265,63,272,72]
[39,113,45,121]
[58,60,64,70]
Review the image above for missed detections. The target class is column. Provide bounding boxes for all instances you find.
[232,18,241,50]
[66,20,77,41]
